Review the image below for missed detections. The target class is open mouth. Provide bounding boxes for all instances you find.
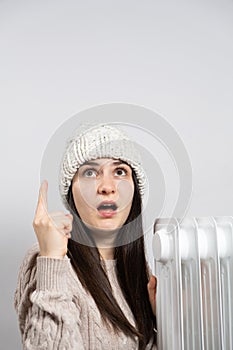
[97,202,118,217]
[97,203,117,211]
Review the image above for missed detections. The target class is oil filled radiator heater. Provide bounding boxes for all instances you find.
[152,217,233,350]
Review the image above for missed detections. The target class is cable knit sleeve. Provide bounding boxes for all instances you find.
[14,244,85,350]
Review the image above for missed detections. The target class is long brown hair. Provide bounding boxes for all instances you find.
[66,170,157,349]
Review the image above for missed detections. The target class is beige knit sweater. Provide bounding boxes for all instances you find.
[14,243,156,349]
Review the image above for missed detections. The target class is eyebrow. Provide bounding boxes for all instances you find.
[80,160,127,167]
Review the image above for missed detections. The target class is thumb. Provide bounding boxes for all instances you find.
[147,275,157,292]
[147,275,157,316]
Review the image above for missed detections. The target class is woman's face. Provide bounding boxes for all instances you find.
[72,158,134,232]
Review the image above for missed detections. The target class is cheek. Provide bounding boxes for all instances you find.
[117,180,134,209]
[73,181,97,211]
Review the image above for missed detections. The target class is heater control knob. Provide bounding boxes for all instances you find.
[153,229,172,263]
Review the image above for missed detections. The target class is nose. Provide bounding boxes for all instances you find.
[97,174,116,195]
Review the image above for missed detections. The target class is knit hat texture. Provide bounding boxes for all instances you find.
[59,123,146,207]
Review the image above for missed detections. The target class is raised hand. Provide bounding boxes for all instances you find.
[33,180,73,259]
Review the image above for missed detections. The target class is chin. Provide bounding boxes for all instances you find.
[96,224,120,232]
[82,220,117,232]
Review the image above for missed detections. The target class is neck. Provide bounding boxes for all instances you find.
[88,227,117,260]
[98,247,115,260]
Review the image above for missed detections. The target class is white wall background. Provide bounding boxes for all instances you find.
[0,0,233,348]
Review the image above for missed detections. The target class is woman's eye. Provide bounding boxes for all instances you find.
[83,169,97,177]
[115,168,127,176]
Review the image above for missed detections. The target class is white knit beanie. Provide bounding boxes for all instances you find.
[59,123,146,207]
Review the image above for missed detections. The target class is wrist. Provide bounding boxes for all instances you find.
[39,252,66,259]
[36,255,70,291]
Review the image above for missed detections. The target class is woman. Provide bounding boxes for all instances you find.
[14,123,157,349]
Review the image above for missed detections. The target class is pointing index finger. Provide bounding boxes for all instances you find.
[36,180,48,215]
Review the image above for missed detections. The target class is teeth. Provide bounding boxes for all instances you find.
[98,203,117,211]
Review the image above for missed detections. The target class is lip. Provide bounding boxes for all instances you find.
[98,210,117,218]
